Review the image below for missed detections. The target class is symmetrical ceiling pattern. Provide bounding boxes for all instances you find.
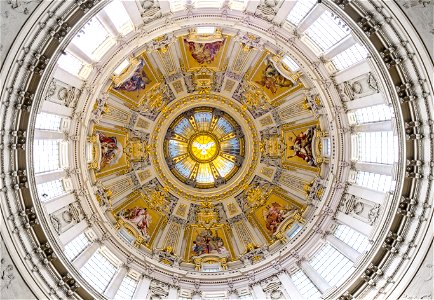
[0,0,432,300]
[85,26,322,267]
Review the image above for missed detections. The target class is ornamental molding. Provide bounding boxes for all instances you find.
[0,0,432,299]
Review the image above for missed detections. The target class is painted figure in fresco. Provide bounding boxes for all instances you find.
[263,202,297,234]
[287,127,316,166]
[256,59,293,94]
[119,206,152,241]
[114,59,150,92]
[184,39,225,64]
[191,229,228,257]
[98,132,123,169]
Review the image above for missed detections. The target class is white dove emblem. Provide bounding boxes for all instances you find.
[193,141,215,155]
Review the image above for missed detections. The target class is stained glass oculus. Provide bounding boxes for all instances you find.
[164,107,245,189]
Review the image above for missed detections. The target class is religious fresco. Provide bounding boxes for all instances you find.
[114,191,165,247]
[184,39,225,64]
[246,53,303,106]
[109,55,162,108]
[286,126,316,166]
[89,126,130,178]
[118,206,152,241]
[185,225,234,261]
[179,34,230,71]
[249,190,305,241]
[191,228,230,257]
[262,201,298,234]
[255,59,293,94]
[98,132,123,169]
[282,121,321,171]
[113,59,150,92]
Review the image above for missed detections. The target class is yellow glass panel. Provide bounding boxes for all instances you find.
[165,107,245,188]
[189,134,219,162]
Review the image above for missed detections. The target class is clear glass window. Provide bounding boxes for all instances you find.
[305,10,351,51]
[282,55,300,72]
[196,27,216,35]
[332,43,368,71]
[71,17,111,60]
[356,131,397,164]
[35,113,62,131]
[239,295,254,300]
[202,264,221,272]
[80,251,117,293]
[37,179,66,201]
[33,139,61,173]
[114,275,138,300]
[104,0,134,35]
[194,0,225,8]
[290,270,321,299]
[202,292,227,299]
[64,233,90,261]
[170,0,186,12]
[57,51,85,77]
[333,224,371,253]
[114,59,130,76]
[354,171,395,192]
[349,104,392,125]
[309,243,354,287]
[286,0,317,26]
[229,0,247,10]
[286,222,302,239]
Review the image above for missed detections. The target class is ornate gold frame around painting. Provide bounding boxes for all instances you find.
[248,188,306,244]
[245,51,304,107]
[179,31,231,72]
[109,54,164,109]
[113,190,168,249]
[87,125,132,180]
[183,223,235,262]
[280,120,325,173]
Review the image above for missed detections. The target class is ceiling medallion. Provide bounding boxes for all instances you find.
[150,94,260,202]
[189,133,220,163]
[164,107,245,189]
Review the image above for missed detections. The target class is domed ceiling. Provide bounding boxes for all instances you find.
[0,0,432,299]
[86,28,324,264]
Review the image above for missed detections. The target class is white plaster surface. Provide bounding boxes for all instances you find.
[0,0,41,64]
[396,0,434,61]
[400,241,433,300]
[0,236,36,300]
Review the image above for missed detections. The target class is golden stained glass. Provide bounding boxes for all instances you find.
[164,107,245,189]
[189,133,219,162]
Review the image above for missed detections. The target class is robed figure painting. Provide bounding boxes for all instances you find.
[118,206,152,242]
